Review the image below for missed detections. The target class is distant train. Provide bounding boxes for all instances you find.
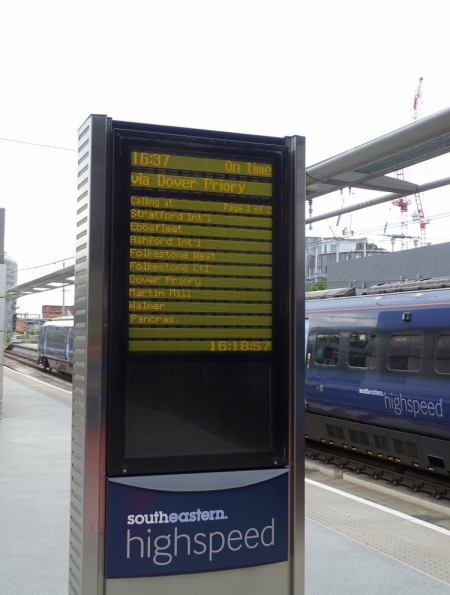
[38,318,73,375]
[305,277,450,477]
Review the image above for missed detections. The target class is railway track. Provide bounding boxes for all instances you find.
[306,441,450,504]
[5,344,38,363]
[4,345,72,384]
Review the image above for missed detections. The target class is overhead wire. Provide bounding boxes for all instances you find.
[0,137,76,152]
[17,257,74,273]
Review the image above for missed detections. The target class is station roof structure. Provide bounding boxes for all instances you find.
[307,106,450,199]
[7,106,450,298]
[6,265,75,300]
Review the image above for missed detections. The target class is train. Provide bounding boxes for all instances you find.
[36,278,450,476]
[38,318,73,375]
[305,277,450,476]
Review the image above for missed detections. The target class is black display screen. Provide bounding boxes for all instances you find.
[125,363,271,459]
[107,126,292,476]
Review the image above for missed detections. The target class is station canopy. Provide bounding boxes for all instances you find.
[6,265,75,300]
[306,107,450,199]
[8,106,450,297]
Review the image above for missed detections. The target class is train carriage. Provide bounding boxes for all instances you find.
[305,279,450,476]
[38,318,73,375]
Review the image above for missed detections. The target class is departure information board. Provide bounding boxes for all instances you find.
[125,151,273,352]
[128,152,274,353]
[108,125,296,476]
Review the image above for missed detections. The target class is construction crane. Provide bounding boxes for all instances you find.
[393,77,430,249]
[391,195,410,249]
[410,77,430,246]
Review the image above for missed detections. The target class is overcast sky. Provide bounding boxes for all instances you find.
[1,0,450,313]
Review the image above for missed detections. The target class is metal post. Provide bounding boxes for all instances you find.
[61,262,66,317]
[0,209,5,418]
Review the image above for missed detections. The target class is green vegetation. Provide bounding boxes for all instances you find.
[305,278,327,292]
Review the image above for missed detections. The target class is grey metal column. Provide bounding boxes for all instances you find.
[290,136,305,595]
[0,208,5,418]
[69,116,111,595]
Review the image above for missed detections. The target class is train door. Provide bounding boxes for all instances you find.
[305,318,309,360]
[45,327,63,358]
[66,327,73,362]
[38,325,47,352]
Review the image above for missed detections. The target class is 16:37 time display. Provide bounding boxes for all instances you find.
[210,341,272,352]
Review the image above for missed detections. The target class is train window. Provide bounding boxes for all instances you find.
[67,328,74,360]
[314,334,339,366]
[435,335,450,374]
[49,330,65,348]
[387,335,423,372]
[348,333,377,368]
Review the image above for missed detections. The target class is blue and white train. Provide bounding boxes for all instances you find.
[305,278,450,476]
[38,318,73,375]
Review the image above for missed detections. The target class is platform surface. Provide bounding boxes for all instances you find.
[0,368,71,595]
[1,367,449,594]
[305,480,450,594]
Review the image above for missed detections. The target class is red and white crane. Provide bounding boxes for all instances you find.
[392,77,430,248]
[411,78,430,246]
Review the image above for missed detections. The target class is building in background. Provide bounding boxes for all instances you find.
[42,305,74,319]
[327,241,450,290]
[14,318,28,333]
[5,253,18,333]
[305,236,387,284]
[13,316,44,333]
[305,237,322,283]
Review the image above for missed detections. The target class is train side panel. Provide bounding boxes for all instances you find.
[305,291,450,474]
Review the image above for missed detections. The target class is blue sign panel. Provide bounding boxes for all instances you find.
[105,469,288,578]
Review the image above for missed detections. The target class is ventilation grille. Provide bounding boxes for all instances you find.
[69,116,109,595]
[393,438,419,458]
[374,434,389,451]
[326,424,345,440]
[348,429,369,446]
[69,118,92,595]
